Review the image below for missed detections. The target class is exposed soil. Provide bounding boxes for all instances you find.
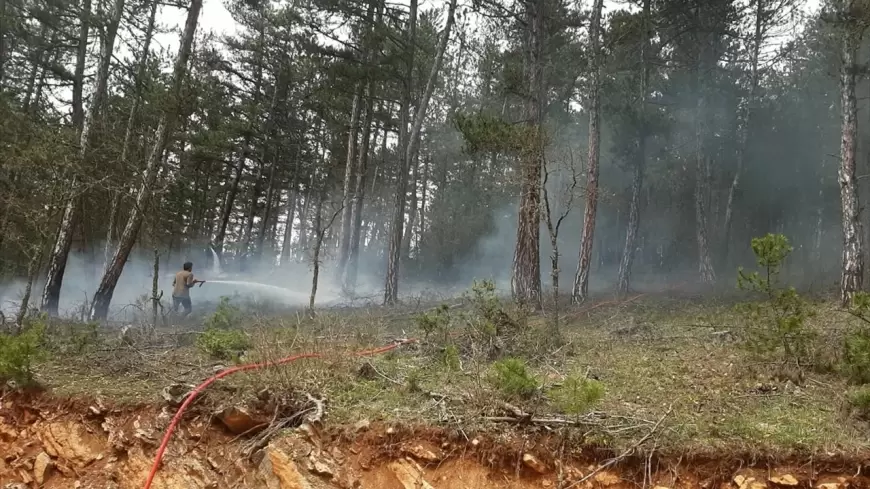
[1,391,868,489]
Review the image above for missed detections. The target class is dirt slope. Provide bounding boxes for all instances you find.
[1,393,867,489]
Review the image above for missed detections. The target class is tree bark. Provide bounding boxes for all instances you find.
[512,0,545,304]
[256,67,291,258]
[383,0,418,304]
[105,0,156,271]
[722,0,763,266]
[616,0,650,295]
[402,151,419,259]
[384,0,456,303]
[418,149,429,252]
[81,0,124,152]
[72,0,91,133]
[151,246,160,328]
[22,23,51,112]
[309,194,324,313]
[297,179,314,261]
[89,0,202,320]
[839,15,864,306]
[280,157,302,265]
[344,1,384,292]
[215,19,266,256]
[215,150,245,253]
[572,0,604,303]
[695,93,716,286]
[15,250,42,331]
[40,0,92,316]
[345,103,379,292]
[337,88,363,277]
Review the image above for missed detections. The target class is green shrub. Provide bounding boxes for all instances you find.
[843,326,870,384]
[442,344,461,371]
[464,279,529,353]
[203,297,242,330]
[847,386,870,419]
[842,292,870,384]
[415,304,451,342]
[196,328,250,361]
[68,322,99,354]
[198,297,249,361]
[549,374,605,415]
[406,368,423,393]
[736,234,816,369]
[0,323,46,386]
[489,358,539,399]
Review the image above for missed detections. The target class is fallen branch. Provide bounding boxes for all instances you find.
[241,394,324,458]
[484,416,590,425]
[305,393,325,423]
[364,360,403,386]
[563,405,672,489]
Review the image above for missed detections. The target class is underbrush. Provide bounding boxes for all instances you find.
[197,297,251,361]
[9,251,870,455]
[0,319,46,386]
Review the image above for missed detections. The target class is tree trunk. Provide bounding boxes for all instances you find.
[337,87,363,278]
[237,12,268,267]
[72,0,91,133]
[309,194,324,313]
[22,24,51,112]
[258,158,278,259]
[256,67,291,258]
[385,0,456,304]
[616,0,650,295]
[40,0,92,316]
[81,0,124,152]
[695,93,716,285]
[105,0,156,270]
[89,0,202,320]
[839,18,864,306]
[344,2,384,292]
[215,150,245,253]
[215,24,265,255]
[402,151,419,259]
[240,161,263,267]
[722,0,763,266]
[383,0,418,305]
[345,104,379,292]
[15,251,42,331]
[512,0,545,304]
[571,0,604,304]
[297,176,316,260]
[280,157,302,265]
[151,246,160,328]
[418,149,429,252]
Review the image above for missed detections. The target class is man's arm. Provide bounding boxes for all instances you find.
[185,273,196,288]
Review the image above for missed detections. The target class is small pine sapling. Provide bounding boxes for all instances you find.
[736,234,815,372]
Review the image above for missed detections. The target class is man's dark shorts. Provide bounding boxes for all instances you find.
[173,296,192,313]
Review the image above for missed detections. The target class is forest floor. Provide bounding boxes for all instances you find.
[30,287,870,457]
[4,287,870,488]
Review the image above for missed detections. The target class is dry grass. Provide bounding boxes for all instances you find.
[30,292,870,458]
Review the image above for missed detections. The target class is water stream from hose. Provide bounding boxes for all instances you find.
[206,280,305,299]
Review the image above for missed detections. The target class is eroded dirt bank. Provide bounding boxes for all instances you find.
[1,393,868,489]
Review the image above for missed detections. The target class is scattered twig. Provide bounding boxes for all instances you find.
[563,405,673,489]
[364,360,403,386]
[305,393,325,423]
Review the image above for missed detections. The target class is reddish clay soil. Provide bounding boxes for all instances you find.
[1,391,868,489]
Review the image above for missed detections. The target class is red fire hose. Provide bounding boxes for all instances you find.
[142,339,416,489]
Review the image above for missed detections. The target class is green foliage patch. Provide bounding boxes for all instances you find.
[736,234,816,370]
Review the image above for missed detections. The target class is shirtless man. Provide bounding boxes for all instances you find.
[172,261,204,317]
